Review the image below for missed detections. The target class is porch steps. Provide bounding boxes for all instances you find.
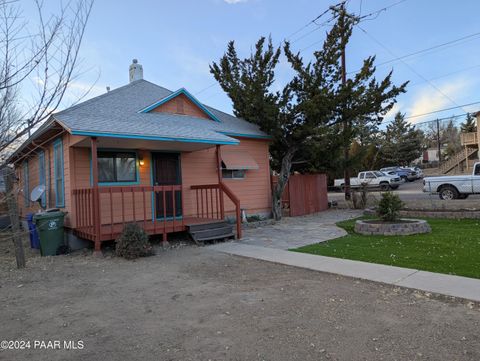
[187,221,235,245]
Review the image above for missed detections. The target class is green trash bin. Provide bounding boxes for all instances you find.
[33,211,66,256]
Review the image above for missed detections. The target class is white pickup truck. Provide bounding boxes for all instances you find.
[423,162,480,200]
[334,171,402,191]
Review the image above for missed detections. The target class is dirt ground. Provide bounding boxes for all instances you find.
[0,236,479,361]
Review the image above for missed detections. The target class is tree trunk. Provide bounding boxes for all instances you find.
[272,147,296,221]
[3,168,26,269]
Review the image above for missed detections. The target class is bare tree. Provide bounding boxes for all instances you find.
[0,0,94,161]
[0,0,93,268]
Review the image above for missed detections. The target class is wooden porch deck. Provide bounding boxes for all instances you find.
[74,217,222,242]
[74,140,241,251]
[72,183,241,246]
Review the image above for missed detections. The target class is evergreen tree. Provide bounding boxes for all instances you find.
[460,113,477,133]
[442,119,461,159]
[380,112,423,166]
[210,8,406,219]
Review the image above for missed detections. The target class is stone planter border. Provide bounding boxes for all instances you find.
[354,219,431,236]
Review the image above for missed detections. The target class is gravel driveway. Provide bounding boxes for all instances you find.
[0,243,479,361]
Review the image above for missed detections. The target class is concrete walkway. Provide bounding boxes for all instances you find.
[210,211,480,302]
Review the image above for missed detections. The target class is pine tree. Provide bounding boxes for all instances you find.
[442,119,461,159]
[210,9,406,219]
[380,112,423,166]
[460,113,477,133]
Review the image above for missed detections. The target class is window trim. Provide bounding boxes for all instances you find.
[38,150,46,207]
[23,161,29,206]
[221,168,246,180]
[53,138,65,208]
[91,149,140,186]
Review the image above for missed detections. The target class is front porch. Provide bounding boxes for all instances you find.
[71,137,242,252]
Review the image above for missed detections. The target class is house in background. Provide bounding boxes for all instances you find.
[8,59,272,252]
[441,112,480,174]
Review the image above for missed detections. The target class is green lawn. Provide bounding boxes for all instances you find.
[292,218,480,279]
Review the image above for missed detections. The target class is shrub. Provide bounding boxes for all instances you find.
[115,223,154,260]
[351,185,368,209]
[377,192,403,222]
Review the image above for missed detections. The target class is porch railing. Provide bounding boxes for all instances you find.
[191,183,242,239]
[460,132,478,146]
[72,183,242,241]
[73,185,184,241]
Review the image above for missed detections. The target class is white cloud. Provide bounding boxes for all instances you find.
[405,77,473,123]
[224,0,248,4]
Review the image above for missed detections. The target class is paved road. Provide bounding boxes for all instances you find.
[328,178,480,203]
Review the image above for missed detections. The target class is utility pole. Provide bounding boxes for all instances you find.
[436,118,442,164]
[330,1,359,201]
[339,2,351,201]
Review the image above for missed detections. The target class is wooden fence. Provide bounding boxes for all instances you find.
[272,173,328,217]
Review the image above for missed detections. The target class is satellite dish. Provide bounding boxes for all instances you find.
[30,185,46,205]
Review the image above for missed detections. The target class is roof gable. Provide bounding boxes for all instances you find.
[138,88,221,122]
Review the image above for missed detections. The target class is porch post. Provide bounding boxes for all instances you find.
[91,137,102,255]
[216,145,225,219]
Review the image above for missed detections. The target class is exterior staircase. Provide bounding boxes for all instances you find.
[440,147,478,174]
[187,221,235,245]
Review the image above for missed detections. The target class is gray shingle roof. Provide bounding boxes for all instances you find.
[54,79,269,144]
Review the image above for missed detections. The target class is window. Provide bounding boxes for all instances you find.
[54,139,65,207]
[475,164,480,176]
[97,151,137,183]
[22,161,29,206]
[222,169,246,179]
[39,151,46,207]
[365,172,375,179]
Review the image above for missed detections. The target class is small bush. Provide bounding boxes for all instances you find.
[115,223,154,260]
[351,185,368,209]
[246,214,262,222]
[377,192,403,222]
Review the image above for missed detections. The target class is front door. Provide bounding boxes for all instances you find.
[152,153,182,218]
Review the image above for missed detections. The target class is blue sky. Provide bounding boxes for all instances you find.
[25,0,480,125]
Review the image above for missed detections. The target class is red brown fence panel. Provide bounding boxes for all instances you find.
[271,174,328,217]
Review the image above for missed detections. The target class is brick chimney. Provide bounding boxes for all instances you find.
[129,59,143,83]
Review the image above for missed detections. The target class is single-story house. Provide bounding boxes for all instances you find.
[8,59,272,251]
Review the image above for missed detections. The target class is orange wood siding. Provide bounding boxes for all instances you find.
[182,138,272,217]
[17,135,272,229]
[151,93,210,119]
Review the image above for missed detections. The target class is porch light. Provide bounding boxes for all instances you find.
[139,157,145,166]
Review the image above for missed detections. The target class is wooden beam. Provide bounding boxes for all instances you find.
[216,145,222,184]
[90,137,102,254]
[216,145,225,220]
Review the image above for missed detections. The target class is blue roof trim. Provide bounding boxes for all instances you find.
[70,130,239,145]
[138,88,222,123]
[218,131,272,140]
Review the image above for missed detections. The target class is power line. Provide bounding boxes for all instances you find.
[357,25,468,114]
[289,16,337,45]
[348,30,480,74]
[300,0,408,52]
[403,101,480,120]
[195,83,216,95]
[356,0,407,22]
[194,4,346,98]
[413,112,468,126]
[283,5,334,41]
[408,64,480,88]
